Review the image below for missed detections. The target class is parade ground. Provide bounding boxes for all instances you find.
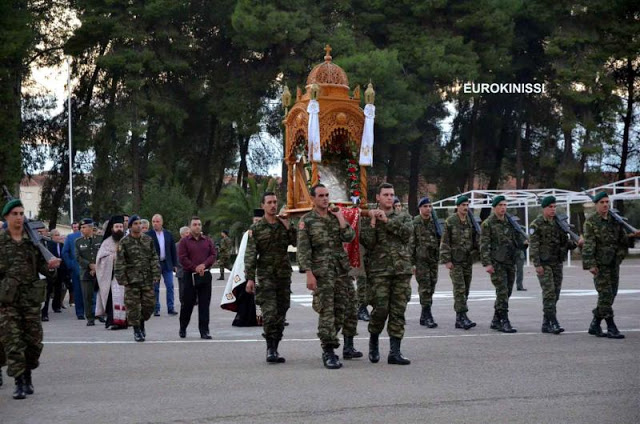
[1,260,638,424]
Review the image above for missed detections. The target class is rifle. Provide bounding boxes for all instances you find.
[2,185,55,261]
[554,213,581,243]
[582,188,639,235]
[431,209,443,239]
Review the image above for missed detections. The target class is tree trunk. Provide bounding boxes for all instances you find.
[515,121,522,190]
[615,57,636,214]
[467,99,479,191]
[408,139,422,216]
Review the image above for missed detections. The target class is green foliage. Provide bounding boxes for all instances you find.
[138,180,197,235]
[203,177,278,243]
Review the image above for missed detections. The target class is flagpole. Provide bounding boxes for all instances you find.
[67,57,73,225]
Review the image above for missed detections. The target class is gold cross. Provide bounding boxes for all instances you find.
[324,44,332,60]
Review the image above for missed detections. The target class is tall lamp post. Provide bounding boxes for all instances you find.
[67,57,73,224]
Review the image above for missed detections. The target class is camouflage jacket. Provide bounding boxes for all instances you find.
[480,213,525,266]
[219,237,233,260]
[244,218,297,281]
[0,230,53,304]
[529,215,576,267]
[114,233,160,286]
[297,210,355,278]
[0,230,53,282]
[411,215,440,266]
[582,213,629,269]
[75,235,102,279]
[439,214,477,264]
[360,210,413,276]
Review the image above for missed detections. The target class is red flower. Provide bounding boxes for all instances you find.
[350,175,357,181]
[348,167,356,173]
[349,159,356,164]
[354,190,360,196]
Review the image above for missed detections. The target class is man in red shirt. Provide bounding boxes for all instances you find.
[178,216,217,339]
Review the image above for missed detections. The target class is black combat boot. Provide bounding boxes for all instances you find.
[322,347,341,369]
[588,316,606,337]
[23,370,34,395]
[343,336,363,359]
[541,315,552,333]
[273,339,286,363]
[420,306,428,326]
[133,326,144,342]
[357,305,370,321]
[140,320,146,339]
[604,317,625,339]
[500,311,517,333]
[455,312,465,329]
[368,333,380,363]
[13,375,26,400]
[490,311,501,330]
[461,312,476,329]
[548,315,562,335]
[387,337,411,365]
[554,316,565,333]
[266,339,278,363]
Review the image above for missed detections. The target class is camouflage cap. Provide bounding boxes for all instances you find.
[593,191,608,203]
[455,195,469,206]
[541,195,556,208]
[491,195,506,208]
[2,199,23,217]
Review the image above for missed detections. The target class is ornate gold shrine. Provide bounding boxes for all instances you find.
[283,45,372,213]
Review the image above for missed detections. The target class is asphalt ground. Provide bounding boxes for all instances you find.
[1,259,639,424]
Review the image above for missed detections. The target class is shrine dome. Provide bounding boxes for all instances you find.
[306,46,349,87]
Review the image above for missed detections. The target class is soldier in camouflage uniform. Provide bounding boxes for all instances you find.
[439,195,478,330]
[340,275,363,360]
[360,183,413,365]
[480,196,526,333]
[582,192,637,339]
[297,184,355,369]
[0,199,61,399]
[356,275,370,320]
[245,192,296,363]
[115,215,160,342]
[529,196,582,334]
[411,196,440,328]
[217,230,233,280]
[75,218,102,326]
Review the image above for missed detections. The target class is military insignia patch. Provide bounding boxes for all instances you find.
[529,228,535,235]
[298,221,305,230]
[248,230,253,238]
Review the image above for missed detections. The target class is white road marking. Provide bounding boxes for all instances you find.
[43,328,640,345]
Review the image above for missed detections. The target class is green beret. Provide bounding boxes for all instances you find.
[2,199,23,217]
[455,195,469,206]
[593,191,608,203]
[491,195,506,208]
[541,196,556,208]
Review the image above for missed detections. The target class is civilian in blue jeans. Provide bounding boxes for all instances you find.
[62,222,85,319]
[147,214,178,316]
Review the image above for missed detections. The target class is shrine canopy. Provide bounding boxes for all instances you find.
[283,45,375,213]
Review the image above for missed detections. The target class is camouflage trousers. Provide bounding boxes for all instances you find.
[536,263,563,316]
[0,339,5,367]
[490,262,516,313]
[312,272,348,349]
[449,262,472,313]
[368,274,412,339]
[592,264,620,319]
[356,275,369,307]
[415,263,438,307]
[0,294,43,378]
[255,277,291,341]
[124,283,154,327]
[342,277,358,337]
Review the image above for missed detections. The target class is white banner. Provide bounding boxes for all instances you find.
[307,100,321,162]
[359,104,375,166]
[220,231,249,309]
